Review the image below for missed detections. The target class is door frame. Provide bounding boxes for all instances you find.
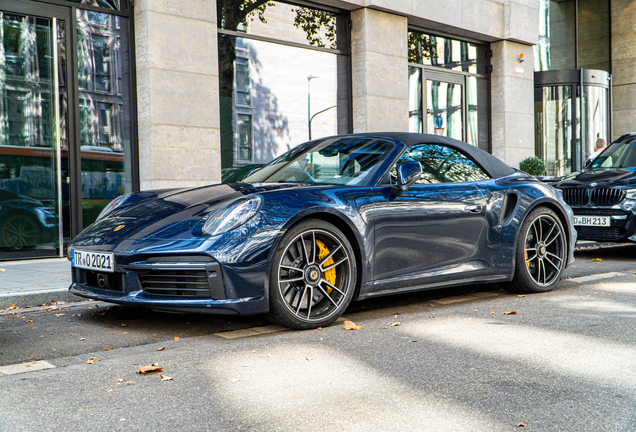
[0,0,76,257]
[423,69,467,141]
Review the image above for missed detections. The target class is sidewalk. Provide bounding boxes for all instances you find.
[0,258,76,309]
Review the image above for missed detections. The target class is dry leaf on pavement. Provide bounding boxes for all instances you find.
[157,346,166,351]
[387,322,401,327]
[174,336,181,341]
[137,363,163,374]
[592,258,602,262]
[343,320,362,330]
[158,374,174,381]
[86,357,99,364]
[503,311,517,315]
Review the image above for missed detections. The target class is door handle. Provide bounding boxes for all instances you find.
[464,205,482,213]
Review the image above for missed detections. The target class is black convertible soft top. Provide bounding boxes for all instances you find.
[346,132,517,179]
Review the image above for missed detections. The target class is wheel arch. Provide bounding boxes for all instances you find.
[511,198,572,274]
[269,208,366,298]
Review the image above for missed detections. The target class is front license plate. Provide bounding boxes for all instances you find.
[573,215,610,227]
[71,249,115,273]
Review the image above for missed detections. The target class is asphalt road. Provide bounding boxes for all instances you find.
[1,244,635,431]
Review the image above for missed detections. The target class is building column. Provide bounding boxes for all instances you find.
[490,40,535,169]
[350,8,408,133]
[611,0,636,140]
[135,0,221,190]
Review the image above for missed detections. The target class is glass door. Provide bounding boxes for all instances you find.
[0,5,70,259]
[425,71,464,141]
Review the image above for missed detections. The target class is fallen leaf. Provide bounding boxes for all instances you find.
[86,357,99,364]
[343,320,362,330]
[387,322,401,327]
[158,374,174,381]
[0,268,4,272]
[517,295,526,298]
[490,312,496,314]
[306,357,313,361]
[517,423,527,428]
[174,336,181,341]
[121,324,127,327]
[157,346,166,351]
[137,363,162,374]
[592,258,602,262]
[55,313,65,317]
[503,311,517,315]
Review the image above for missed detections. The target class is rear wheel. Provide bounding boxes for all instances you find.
[504,206,567,294]
[266,219,356,330]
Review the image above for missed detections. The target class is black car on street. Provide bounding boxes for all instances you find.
[554,133,636,242]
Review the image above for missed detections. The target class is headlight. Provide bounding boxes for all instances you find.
[202,195,262,236]
[621,189,636,212]
[97,194,132,220]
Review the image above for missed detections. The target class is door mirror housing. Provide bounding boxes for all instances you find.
[392,161,422,196]
[584,157,593,169]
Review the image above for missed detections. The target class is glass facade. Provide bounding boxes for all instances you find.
[217,1,349,170]
[408,31,489,152]
[76,9,132,228]
[0,2,135,260]
[534,0,610,73]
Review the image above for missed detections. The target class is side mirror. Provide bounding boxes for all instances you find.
[391,161,422,196]
[584,158,593,168]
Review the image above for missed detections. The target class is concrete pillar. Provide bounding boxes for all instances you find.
[611,0,636,140]
[490,40,535,169]
[350,8,408,133]
[135,0,221,190]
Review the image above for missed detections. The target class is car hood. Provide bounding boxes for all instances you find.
[72,182,307,244]
[556,168,636,188]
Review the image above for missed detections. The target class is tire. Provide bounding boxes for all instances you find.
[503,206,567,294]
[266,219,357,330]
[0,214,40,251]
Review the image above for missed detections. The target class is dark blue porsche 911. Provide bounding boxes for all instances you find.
[68,132,576,329]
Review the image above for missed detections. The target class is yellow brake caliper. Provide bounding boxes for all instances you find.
[316,239,336,294]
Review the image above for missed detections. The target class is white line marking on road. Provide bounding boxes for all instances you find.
[565,272,627,283]
[430,292,502,305]
[214,325,286,339]
[0,360,56,376]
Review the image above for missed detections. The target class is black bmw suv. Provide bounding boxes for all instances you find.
[554,133,636,242]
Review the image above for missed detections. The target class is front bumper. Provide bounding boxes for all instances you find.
[570,207,636,242]
[69,258,268,315]
[68,230,283,315]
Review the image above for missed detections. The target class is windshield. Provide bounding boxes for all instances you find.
[244,138,394,185]
[589,138,636,170]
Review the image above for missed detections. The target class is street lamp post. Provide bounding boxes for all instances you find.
[307,75,319,140]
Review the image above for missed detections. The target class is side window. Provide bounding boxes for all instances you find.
[391,143,490,184]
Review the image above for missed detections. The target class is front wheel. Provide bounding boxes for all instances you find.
[266,219,357,330]
[504,206,567,294]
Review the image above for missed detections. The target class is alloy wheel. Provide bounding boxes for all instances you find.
[277,229,352,323]
[523,214,565,286]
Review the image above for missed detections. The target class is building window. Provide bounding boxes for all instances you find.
[236,114,252,162]
[408,31,489,152]
[217,0,350,168]
[534,0,610,73]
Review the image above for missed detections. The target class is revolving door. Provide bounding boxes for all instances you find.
[534,69,611,176]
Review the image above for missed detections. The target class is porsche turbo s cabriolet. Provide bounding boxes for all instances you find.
[69,133,576,329]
